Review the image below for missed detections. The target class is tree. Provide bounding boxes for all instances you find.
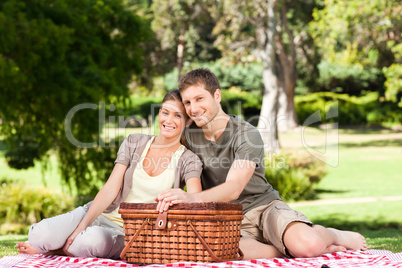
[310,0,402,99]
[150,0,220,80]
[212,0,316,152]
[0,0,151,196]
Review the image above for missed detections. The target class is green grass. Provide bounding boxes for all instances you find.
[281,127,402,253]
[0,235,27,258]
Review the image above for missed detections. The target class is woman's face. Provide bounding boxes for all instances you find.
[158,99,187,140]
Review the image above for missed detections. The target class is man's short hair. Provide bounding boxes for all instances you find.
[178,68,220,96]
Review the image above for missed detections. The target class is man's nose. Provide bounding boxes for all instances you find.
[189,102,199,114]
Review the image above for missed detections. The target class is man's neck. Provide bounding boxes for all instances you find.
[202,112,230,142]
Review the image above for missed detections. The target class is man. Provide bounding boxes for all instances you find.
[157,68,367,259]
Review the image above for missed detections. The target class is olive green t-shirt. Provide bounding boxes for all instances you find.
[184,115,281,214]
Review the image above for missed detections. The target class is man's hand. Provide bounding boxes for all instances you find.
[155,189,198,212]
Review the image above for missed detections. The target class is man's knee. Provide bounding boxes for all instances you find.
[68,227,113,258]
[283,222,326,258]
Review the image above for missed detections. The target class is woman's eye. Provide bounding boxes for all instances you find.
[175,114,182,118]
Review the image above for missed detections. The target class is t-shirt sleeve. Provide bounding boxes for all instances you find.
[234,127,265,167]
[114,137,131,166]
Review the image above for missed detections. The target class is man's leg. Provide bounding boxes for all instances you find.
[240,237,282,259]
[283,221,367,258]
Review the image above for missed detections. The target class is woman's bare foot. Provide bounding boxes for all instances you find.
[16,241,40,255]
[328,228,368,251]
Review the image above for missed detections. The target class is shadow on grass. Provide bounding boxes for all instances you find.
[310,213,402,232]
[340,139,402,148]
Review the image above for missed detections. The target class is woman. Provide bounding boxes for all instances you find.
[16,90,202,259]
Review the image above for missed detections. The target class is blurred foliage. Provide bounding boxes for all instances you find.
[314,61,385,95]
[383,41,402,107]
[265,150,327,202]
[0,180,75,235]
[163,61,265,92]
[0,0,150,196]
[295,92,402,127]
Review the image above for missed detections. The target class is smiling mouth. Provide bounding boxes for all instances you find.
[192,112,205,119]
[163,125,176,130]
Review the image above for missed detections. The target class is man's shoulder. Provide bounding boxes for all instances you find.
[229,115,260,134]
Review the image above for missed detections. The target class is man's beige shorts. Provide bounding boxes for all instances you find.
[241,200,312,256]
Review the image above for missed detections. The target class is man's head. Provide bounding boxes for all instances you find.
[178,68,220,96]
[178,69,223,128]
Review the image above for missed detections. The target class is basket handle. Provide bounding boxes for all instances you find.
[187,220,244,262]
[120,218,148,260]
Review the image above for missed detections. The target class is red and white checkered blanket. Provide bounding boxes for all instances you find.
[1,250,402,268]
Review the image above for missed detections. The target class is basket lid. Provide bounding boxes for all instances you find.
[119,202,243,215]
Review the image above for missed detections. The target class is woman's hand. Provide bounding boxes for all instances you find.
[62,226,85,256]
[155,189,198,212]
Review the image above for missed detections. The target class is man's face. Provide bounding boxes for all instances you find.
[180,85,220,128]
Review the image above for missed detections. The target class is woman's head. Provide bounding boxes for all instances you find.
[158,89,188,140]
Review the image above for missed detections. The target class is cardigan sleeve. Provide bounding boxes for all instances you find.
[114,137,131,166]
[176,149,203,189]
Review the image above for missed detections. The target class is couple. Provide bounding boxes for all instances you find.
[17,68,367,260]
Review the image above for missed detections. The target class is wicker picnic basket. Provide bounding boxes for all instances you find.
[118,202,244,265]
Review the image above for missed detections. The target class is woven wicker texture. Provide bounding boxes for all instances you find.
[119,202,243,265]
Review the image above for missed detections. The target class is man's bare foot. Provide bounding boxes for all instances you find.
[323,244,347,254]
[16,241,40,255]
[328,228,368,251]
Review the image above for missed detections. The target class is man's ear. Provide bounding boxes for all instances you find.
[214,88,222,103]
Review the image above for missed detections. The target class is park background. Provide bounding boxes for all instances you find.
[0,0,401,256]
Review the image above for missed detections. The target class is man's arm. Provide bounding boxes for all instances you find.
[156,159,255,212]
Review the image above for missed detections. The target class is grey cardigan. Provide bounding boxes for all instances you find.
[88,134,203,213]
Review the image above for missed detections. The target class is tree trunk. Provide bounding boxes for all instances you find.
[256,0,280,154]
[276,1,298,132]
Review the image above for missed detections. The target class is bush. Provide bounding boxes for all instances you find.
[0,180,75,235]
[220,87,262,121]
[295,92,402,127]
[265,150,327,202]
[314,61,385,95]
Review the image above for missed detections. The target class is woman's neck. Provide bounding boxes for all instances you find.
[152,135,182,153]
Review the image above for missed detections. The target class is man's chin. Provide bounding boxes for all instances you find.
[192,118,208,127]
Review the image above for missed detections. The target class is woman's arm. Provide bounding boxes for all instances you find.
[63,163,127,255]
[185,177,202,193]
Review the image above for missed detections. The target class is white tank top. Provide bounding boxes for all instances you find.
[102,137,185,227]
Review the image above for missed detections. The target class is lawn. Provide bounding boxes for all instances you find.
[0,127,401,258]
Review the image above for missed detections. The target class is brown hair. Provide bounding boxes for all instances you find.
[162,89,182,103]
[178,68,220,96]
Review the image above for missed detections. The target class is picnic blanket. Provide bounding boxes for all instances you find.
[1,250,402,268]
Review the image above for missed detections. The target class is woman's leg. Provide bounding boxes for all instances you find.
[68,215,125,259]
[27,207,87,254]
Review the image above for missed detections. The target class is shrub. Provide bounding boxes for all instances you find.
[295,92,402,127]
[265,150,327,202]
[0,180,75,235]
[315,61,385,95]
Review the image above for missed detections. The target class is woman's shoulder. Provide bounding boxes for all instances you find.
[179,147,201,163]
[125,133,154,143]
